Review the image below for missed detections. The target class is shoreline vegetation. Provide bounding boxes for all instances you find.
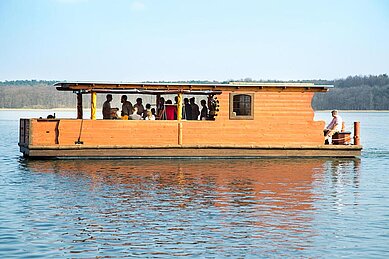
[1,74,388,110]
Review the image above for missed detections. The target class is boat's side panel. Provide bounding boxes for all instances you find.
[30,120,179,146]
[183,91,325,146]
[27,91,325,148]
[30,119,59,145]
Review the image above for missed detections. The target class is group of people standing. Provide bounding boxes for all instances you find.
[157,96,208,120]
[102,94,209,121]
[103,95,156,120]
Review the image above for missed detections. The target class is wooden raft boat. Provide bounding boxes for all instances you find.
[18,82,362,158]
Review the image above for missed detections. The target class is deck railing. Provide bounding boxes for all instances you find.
[19,119,30,147]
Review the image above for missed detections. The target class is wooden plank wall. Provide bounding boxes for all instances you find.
[183,91,325,146]
[30,120,58,145]
[31,120,179,146]
[29,91,325,147]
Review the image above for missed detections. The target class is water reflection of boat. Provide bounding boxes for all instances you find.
[23,158,360,213]
[21,158,362,254]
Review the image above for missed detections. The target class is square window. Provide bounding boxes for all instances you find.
[229,93,254,120]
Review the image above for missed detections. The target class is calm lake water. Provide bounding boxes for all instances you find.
[0,110,388,258]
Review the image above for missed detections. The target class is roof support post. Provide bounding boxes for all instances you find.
[177,93,183,145]
[177,93,183,121]
[156,94,161,108]
[77,93,83,119]
[91,91,97,120]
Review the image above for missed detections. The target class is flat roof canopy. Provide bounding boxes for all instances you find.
[54,81,332,93]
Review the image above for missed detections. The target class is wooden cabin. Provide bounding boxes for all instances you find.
[19,82,362,158]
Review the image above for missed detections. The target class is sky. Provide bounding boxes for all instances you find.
[0,0,388,81]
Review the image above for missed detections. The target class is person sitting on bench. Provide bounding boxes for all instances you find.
[324,110,343,144]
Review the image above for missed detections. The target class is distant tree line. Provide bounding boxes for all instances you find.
[0,80,75,109]
[0,75,388,110]
[311,74,389,110]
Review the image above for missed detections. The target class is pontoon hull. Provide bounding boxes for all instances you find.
[20,144,362,158]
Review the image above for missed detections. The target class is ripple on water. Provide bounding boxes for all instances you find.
[0,157,386,257]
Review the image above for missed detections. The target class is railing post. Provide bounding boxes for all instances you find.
[177,93,183,121]
[91,91,97,120]
[177,93,183,145]
[156,94,161,109]
[77,93,83,119]
[354,121,360,145]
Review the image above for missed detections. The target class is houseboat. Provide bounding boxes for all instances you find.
[19,82,362,158]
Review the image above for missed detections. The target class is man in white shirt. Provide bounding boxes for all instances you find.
[129,107,142,120]
[324,110,343,143]
[134,98,145,117]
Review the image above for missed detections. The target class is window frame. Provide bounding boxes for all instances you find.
[229,93,254,120]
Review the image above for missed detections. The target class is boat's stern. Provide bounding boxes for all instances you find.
[19,118,31,157]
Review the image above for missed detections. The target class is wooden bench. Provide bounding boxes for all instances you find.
[332,132,351,145]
